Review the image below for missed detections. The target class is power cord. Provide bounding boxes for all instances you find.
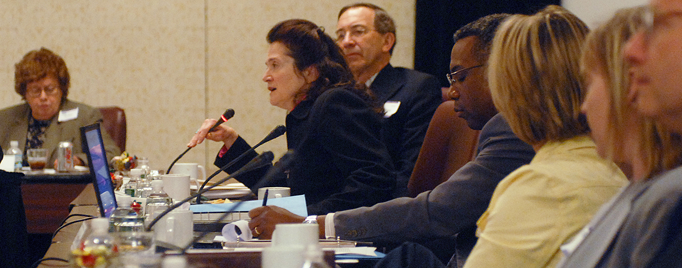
[59,213,96,227]
[51,216,96,241]
[30,257,68,268]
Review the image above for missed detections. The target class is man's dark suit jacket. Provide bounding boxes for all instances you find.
[370,64,442,197]
[216,87,396,215]
[334,114,535,266]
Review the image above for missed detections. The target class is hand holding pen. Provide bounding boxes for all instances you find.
[248,190,303,239]
[262,189,269,206]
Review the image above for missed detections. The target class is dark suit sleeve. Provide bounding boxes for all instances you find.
[213,136,284,194]
[305,90,396,214]
[333,114,534,243]
[392,75,442,197]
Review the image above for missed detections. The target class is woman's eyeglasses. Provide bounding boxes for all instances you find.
[26,85,60,98]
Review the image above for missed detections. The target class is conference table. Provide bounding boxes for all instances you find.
[21,169,92,234]
[37,182,380,268]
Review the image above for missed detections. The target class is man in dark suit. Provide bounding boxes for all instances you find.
[335,3,442,197]
[248,14,534,267]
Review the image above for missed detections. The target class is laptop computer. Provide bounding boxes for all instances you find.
[81,123,117,218]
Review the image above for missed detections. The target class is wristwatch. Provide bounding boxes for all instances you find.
[303,215,318,224]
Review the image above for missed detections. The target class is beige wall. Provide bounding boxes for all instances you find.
[0,0,416,174]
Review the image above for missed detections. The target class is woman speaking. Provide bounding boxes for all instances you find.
[189,19,395,220]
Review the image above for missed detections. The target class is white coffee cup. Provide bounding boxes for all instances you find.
[170,163,206,188]
[262,246,305,268]
[154,208,193,248]
[258,187,290,200]
[160,174,190,201]
[271,223,318,248]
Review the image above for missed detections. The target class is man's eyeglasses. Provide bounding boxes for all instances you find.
[26,85,60,98]
[335,25,375,42]
[641,7,682,41]
[446,65,483,85]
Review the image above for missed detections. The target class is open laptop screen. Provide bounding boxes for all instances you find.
[81,123,117,218]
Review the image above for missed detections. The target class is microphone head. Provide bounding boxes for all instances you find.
[221,109,235,122]
[260,151,275,163]
[253,150,295,189]
[262,125,287,143]
[275,150,295,167]
[241,151,275,171]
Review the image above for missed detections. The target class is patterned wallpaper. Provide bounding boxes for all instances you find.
[0,0,416,174]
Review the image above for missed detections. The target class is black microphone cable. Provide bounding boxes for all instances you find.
[180,150,295,253]
[166,109,235,174]
[195,125,285,204]
[146,151,276,232]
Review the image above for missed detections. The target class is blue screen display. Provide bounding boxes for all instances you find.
[85,128,116,218]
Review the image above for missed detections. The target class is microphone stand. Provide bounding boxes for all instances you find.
[166,147,191,174]
[180,150,295,253]
[166,109,235,174]
[195,125,286,204]
[145,151,275,232]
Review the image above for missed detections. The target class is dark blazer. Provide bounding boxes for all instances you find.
[333,114,535,266]
[370,64,442,198]
[0,100,121,166]
[558,166,682,268]
[216,87,396,215]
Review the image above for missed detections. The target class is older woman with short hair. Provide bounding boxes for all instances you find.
[463,6,628,268]
[0,47,120,167]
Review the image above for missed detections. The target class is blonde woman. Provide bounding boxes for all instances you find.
[463,6,628,268]
[558,6,682,267]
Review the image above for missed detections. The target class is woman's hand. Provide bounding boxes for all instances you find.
[248,205,305,239]
[187,119,239,148]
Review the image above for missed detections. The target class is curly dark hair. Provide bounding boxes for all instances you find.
[453,14,511,63]
[267,19,380,111]
[15,47,70,102]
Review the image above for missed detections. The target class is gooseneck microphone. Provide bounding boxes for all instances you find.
[166,109,235,174]
[195,125,286,203]
[208,109,236,132]
[181,150,296,253]
[146,151,276,232]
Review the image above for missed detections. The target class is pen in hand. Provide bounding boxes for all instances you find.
[262,189,269,206]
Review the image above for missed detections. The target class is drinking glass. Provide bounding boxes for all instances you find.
[27,148,48,170]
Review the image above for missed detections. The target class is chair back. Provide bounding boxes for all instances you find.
[407,101,480,197]
[98,106,127,151]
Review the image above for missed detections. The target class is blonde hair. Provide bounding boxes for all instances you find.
[488,5,589,145]
[581,6,682,179]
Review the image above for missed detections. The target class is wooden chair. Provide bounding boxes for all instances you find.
[407,101,480,197]
[98,106,127,151]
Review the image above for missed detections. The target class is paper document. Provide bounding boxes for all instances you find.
[190,194,308,217]
[0,155,15,172]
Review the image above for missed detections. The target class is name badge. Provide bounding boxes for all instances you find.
[58,107,79,122]
[383,101,400,118]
